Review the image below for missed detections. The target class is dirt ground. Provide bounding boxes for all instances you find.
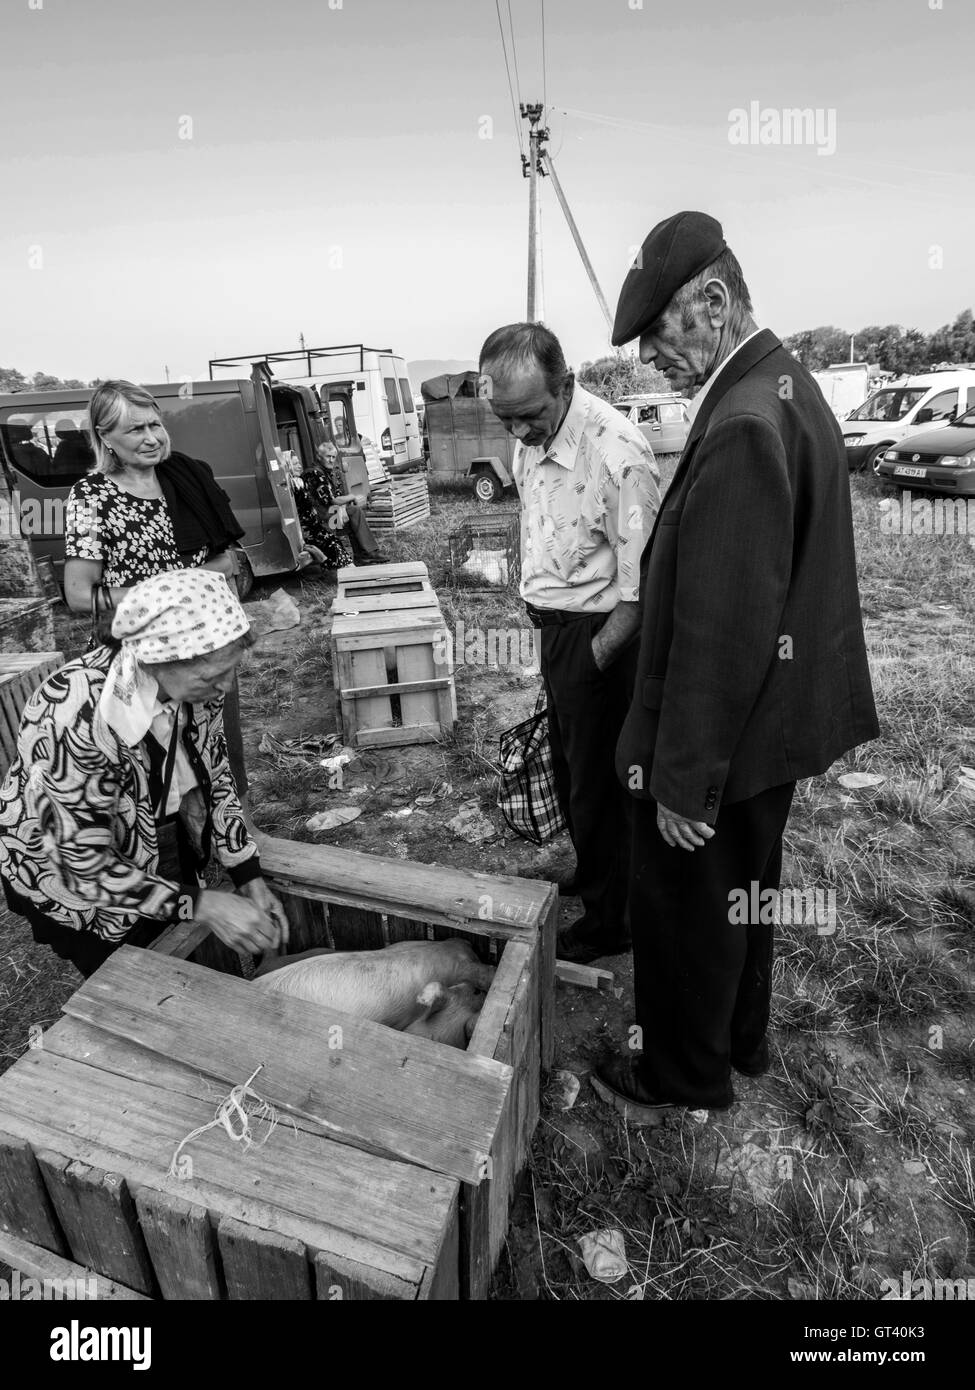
[1,464,973,1301]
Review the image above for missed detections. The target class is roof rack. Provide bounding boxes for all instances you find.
[207,344,395,381]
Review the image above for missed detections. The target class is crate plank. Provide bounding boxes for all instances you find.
[0,1231,148,1300]
[35,1152,156,1296]
[0,1049,446,1294]
[218,1216,312,1301]
[64,948,510,1188]
[134,1188,223,1300]
[348,644,391,736]
[0,1129,67,1253]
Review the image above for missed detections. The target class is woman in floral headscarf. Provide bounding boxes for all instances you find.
[0,569,288,977]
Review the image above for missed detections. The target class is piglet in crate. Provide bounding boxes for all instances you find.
[253,937,494,1047]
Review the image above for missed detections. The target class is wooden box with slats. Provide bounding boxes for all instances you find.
[0,651,64,776]
[0,836,557,1301]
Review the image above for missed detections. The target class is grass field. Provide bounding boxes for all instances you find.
[1,460,972,1301]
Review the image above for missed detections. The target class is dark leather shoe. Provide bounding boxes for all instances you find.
[557,928,631,965]
[591,1057,676,1123]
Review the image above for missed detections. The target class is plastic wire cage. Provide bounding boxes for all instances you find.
[447,510,522,590]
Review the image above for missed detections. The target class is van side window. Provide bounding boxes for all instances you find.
[329,400,351,446]
[384,378,402,415]
[659,403,683,424]
[636,405,659,425]
[924,390,958,422]
[1,411,95,487]
[399,379,415,414]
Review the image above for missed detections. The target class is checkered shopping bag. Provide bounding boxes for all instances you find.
[497,688,567,845]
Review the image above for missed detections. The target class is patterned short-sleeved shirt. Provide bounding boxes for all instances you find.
[512,384,661,612]
[65,473,208,586]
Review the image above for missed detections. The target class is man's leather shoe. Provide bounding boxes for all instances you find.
[556,927,631,965]
[591,1057,676,1123]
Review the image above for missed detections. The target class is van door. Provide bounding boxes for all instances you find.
[0,396,94,575]
[249,364,306,572]
[325,388,371,504]
[379,355,410,470]
[396,362,422,463]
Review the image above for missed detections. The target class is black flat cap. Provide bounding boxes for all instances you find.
[612,211,727,347]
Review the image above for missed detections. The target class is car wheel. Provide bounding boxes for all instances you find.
[473,470,502,503]
[866,445,891,477]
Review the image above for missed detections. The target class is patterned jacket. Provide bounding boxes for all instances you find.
[0,646,261,940]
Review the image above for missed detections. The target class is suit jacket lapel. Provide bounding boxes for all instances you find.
[637,328,783,585]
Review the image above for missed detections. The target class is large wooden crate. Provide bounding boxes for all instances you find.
[0,598,58,654]
[0,837,557,1301]
[331,607,456,748]
[331,561,438,618]
[0,651,64,775]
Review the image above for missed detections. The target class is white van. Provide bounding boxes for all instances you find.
[841,368,975,474]
[208,344,422,471]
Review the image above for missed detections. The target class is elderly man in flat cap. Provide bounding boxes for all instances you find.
[479,322,660,963]
[591,211,878,1117]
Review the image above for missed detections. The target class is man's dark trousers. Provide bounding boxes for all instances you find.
[629,780,796,1108]
[536,610,636,938]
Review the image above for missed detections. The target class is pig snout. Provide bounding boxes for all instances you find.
[404,981,487,1049]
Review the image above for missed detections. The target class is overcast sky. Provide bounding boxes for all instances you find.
[1,0,971,386]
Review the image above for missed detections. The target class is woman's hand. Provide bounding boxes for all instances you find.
[194,888,280,954]
[236,878,290,947]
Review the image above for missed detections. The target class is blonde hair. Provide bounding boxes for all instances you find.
[89,380,170,475]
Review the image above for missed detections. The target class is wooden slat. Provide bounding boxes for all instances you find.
[397,640,442,729]
[149,919,211,960]
[134,1187,223,1300]
[0,1230,149,1300]
[64,948,510,1187]
[344,676,451,700]
[257,834,553,935]
[354,724,443,749]
[336,561,428,587]
[327,903,385,951]
[555,960,615,991]
[384,914,434,946]
[347,645,389,737]
[467,941,530,1060]
[35,1152,156,1296]
[0,1129,67,1253]
[217,1216,312,1300]
[0,1048,446,1294]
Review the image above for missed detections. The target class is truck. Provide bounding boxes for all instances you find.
[811,362,880,422]
[209,344,423,473]
[0,365,376,596]
[421,371,516,502]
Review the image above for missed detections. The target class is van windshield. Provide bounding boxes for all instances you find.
[846,388,928,423]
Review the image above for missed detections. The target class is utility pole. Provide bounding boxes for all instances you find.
[299,332,307,352]
[164,365,170,383]
[542,154,613,334]
[521,103,548,321]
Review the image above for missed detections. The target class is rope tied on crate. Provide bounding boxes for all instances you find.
[167,1063,288,1177]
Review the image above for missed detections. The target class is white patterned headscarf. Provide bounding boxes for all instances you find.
[99,569,250,745]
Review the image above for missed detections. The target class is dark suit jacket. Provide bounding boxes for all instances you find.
[616,329,879,822]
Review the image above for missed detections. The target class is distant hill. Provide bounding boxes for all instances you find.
[408,359,477,389]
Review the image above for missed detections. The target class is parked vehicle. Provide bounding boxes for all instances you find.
[0,366,369,594]
[841,369,975,474]
[874,403,975,496]
[612,392,691,455]
[209,344,422,472]
[811,363,884,422]
[421,371,516,503]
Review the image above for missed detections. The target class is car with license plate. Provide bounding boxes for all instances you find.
[874,403,975,496]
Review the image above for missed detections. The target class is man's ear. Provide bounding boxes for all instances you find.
[562,371,576,400]
[702,278,730,327]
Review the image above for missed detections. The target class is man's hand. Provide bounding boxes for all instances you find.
[656,803,716,852]
[194,889,279,954]
[237,877,290,947]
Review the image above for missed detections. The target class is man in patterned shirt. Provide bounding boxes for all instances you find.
[479,323,660,963]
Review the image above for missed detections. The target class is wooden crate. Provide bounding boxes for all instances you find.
[0,651,64,776]
[332,561,437,618]
[331,607,456,748]
[0,837,557,1301]
[366,474,431,535]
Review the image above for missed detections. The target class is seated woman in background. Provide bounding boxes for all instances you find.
[63,379,249,791]
[0,569,288,979]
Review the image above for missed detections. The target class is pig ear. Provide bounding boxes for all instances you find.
[464,1014,478,1042]
[415,981,448,1018]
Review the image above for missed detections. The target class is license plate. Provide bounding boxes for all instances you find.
[894,465,927,479]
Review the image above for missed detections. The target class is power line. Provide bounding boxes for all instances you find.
[506,0,524,109]
[495,0,525,157]
[540,0,547,109]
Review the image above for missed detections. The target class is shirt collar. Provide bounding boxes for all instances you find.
[685,329,762,425]
[517,382,588,471]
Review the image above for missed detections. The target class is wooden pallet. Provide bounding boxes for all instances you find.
[0,651,64,775]
[331,607,456,748]
[365,475,431,535]
[0,838,558,1301]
